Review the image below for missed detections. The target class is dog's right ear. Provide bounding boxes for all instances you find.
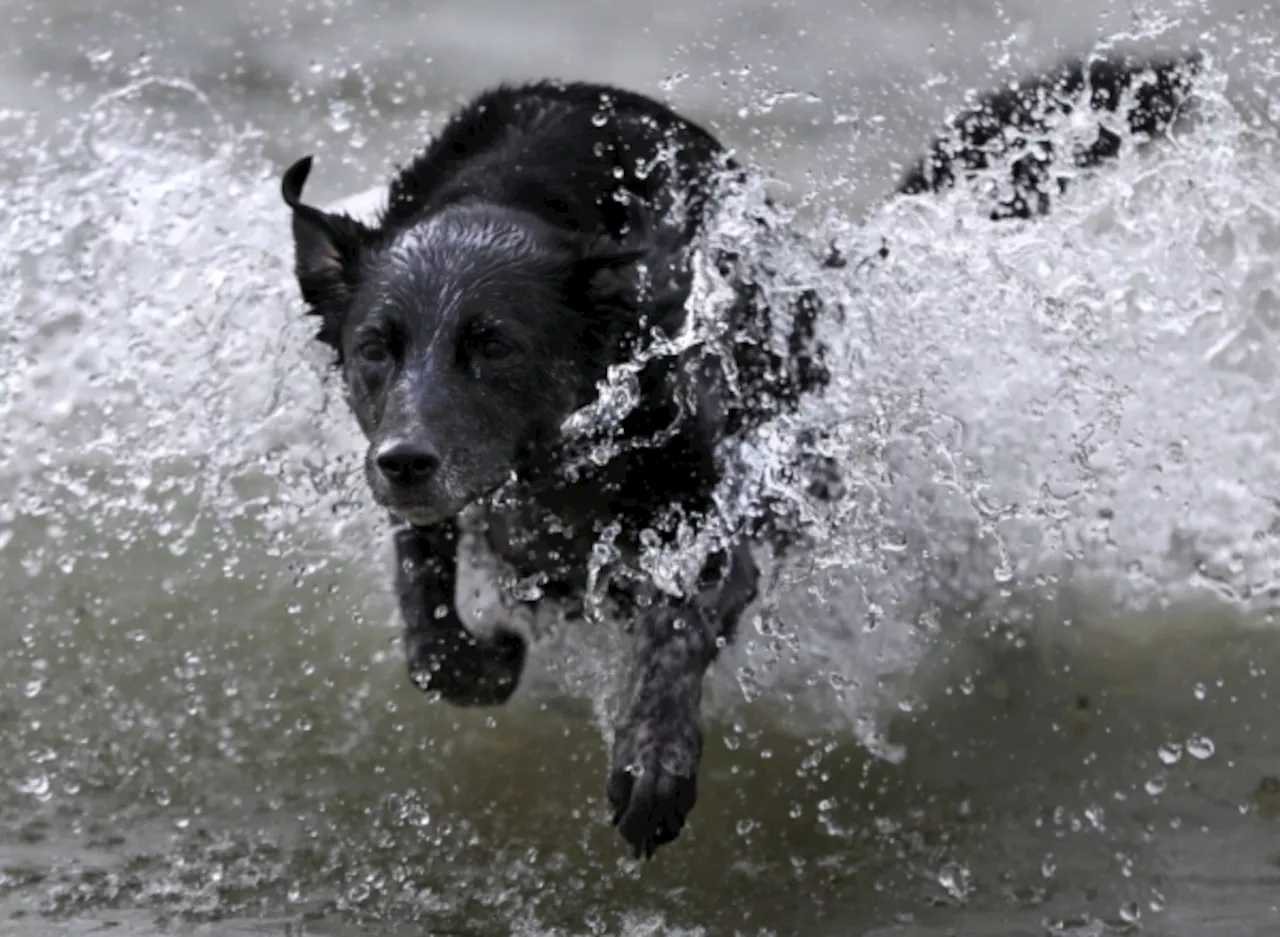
[281,156,374,354]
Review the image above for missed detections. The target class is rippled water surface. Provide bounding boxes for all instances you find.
[3,0,1280,934]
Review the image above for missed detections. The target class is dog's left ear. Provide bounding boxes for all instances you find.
[281,156,374,353]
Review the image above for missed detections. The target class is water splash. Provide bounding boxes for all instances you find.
[534,46,1280,739]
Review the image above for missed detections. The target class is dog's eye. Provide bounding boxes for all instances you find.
[464,321,518,364]
[477,337,515,360]
[356,340,390,364]
[466,324,516,361]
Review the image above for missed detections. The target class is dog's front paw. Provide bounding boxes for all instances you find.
[607,721,701,859]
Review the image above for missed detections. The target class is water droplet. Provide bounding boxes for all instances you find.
[827,671,855,692]
[590,112,609,127]
[937,861,972,901]
[327,101,352,134]
[1186,733,1215,760]
[658,71,688,92]
[346,881,371,905]
[735,818,757,835]
[1157,742,1183,765]
[1118,901,1141,924]
[1193,682,1206,700]
[16,774,51,802]
[509,576,544,601]
[23,678,44,699]
[1144,773,1167,796]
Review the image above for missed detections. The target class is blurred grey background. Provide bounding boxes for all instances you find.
[2,0,1266,209]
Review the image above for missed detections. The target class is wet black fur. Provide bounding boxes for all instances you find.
[281,53,1199,860]
[899,50,1202,219]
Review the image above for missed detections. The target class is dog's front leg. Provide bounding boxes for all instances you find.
[395,522,527,706]
[607,539,759,858]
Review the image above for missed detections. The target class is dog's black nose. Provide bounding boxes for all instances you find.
[375,440,440,486]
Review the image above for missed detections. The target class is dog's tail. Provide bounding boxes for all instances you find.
[898,48,1204,219]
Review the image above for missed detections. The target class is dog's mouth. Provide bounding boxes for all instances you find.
[385,502,462,528]
[372,486,481,528]
[365,457,515,528]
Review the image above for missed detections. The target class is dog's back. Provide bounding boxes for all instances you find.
[899,51,1202,218]
[378,82,728,248]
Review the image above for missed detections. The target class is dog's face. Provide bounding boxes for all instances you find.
[281,158,646,526]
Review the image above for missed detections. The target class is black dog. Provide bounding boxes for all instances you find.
[281,51,1199,859]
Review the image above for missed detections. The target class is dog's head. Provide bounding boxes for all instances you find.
[282,157,650,526]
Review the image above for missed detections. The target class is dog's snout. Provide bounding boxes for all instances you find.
[375,439,440,486]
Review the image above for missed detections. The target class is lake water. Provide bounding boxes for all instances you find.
[3,0,1280,934]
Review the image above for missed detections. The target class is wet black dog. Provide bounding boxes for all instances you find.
[281,51,1198,859]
